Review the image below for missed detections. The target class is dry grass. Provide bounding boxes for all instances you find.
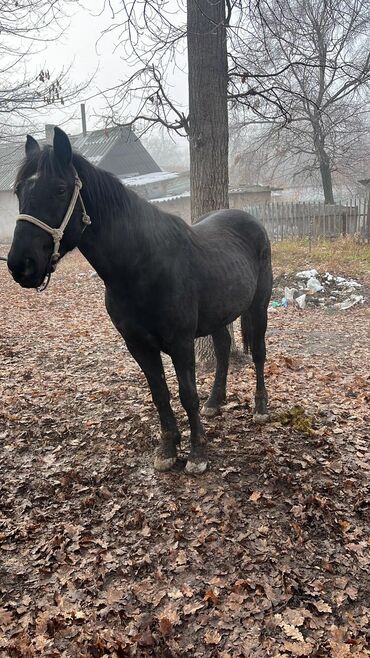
[272,237,370,279]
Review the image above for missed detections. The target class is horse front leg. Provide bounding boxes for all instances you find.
[171,340,207,475]
[126,340,180,471]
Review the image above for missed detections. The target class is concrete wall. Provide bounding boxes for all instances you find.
[152,191,271,224]
[0,191,17,242]
[152,196,191,223]
[230,191,271,207]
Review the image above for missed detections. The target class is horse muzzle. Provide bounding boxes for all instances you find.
[7,254,46,289]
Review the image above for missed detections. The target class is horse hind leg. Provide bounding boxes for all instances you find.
[241,304,269,424]
[171,339,208,475]
[202,326,231,417]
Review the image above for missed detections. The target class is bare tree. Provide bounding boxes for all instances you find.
[231,0,370,203]
[100,0,370,204]
[0,0,84,138]
[99,1,230,219]
[142,130,189,170]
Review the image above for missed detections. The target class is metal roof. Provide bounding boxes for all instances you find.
[0,126,161,192]
[120,171,179,187]
[71,131,119,166]
[0,142,24,191]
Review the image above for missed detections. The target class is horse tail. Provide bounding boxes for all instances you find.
[240,230,272,357]
[240,312,250,355]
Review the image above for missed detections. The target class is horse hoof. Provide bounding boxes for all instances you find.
[253,413,269,424]
[185,459,208,475]
[154,455,177,472]
[201,405,219,417]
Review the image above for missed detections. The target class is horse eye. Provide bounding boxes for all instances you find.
[57,187,66,196]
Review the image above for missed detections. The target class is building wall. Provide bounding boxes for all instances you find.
[152,196,191,223]
[0,191,17,242]
[230,191,271,207]
[152,190,271,224]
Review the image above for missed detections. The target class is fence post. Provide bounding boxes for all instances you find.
[341,212,347,238]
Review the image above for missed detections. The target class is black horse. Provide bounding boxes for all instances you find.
[8,127,272,474]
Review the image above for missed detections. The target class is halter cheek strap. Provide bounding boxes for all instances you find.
[16,172,91,290]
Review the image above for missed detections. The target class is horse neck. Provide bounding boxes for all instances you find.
[75,162,166,284]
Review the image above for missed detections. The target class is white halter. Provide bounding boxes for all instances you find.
[16,172,91,266]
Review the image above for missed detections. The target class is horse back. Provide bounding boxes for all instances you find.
[193,209,269,250]
[189,209,272,335]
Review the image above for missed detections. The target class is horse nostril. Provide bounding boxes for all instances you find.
[23,257,35,276]
[8,255,36,280]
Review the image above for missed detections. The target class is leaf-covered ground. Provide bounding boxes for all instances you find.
[0,249,369,658]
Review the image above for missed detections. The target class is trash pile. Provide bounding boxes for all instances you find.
[271,269,365,311]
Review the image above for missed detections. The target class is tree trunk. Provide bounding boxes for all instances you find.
[187,0,229,220]
[187,0,235,365]
[318,149,335,204]
[313,119,334,204]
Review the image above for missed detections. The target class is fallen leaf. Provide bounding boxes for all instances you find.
[181,584,194,597]
[313,601,332,613]
[159,617,172,636]
[138,628,155,647]
[106,588,124,604]
[204,589,219,605]
[168,588,183,600]
[183,601,205,615]
[204,630,222,645]
[280,623,305,642]
[0,609,13,627]
[283,641,314,656]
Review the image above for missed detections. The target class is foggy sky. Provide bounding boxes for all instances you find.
[29,0,188,139]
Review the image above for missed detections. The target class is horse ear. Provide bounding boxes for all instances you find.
[53,127,72,169]
[25,135,40,159]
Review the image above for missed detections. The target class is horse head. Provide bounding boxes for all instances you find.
[8,127,90,289]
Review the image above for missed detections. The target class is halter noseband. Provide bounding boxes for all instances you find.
[16,171,91,291]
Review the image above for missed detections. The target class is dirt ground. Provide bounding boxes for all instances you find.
[0,250,369,658]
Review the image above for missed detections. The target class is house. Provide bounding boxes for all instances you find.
[0,125,163,241]
[121,170,190,200]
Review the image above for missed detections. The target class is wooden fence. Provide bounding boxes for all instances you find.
[244,196,370,243]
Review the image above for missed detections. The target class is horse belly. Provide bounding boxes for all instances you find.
[196,275,256,336]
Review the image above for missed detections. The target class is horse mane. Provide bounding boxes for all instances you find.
[15,146,195,248]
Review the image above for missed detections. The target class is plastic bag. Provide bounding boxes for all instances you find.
[295,294,306,309]
[335,295,364,310]
[306,277,323,293]
[296,269,319,279]
[284,287,298,303]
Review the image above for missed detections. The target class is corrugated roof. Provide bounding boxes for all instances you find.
[0,126,161,191]
[120,171,179,187]
[0,142,24,191]
[71,130,119,164]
